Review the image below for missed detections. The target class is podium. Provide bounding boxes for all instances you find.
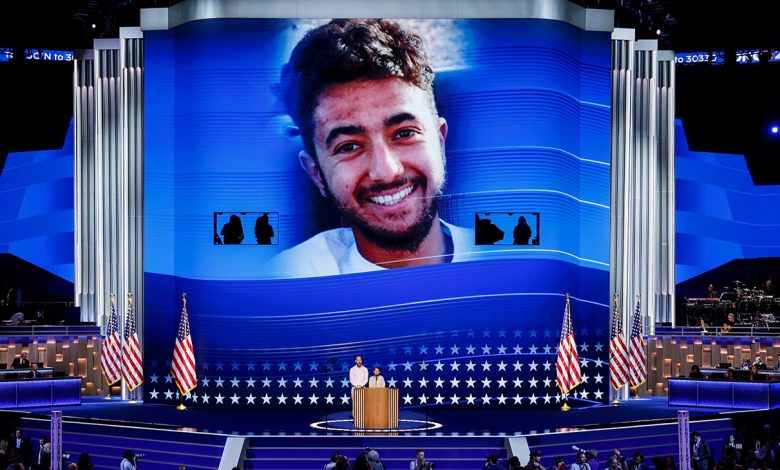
[352,388,399,429]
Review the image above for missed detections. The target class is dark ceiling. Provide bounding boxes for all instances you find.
[1,0,779,184]
[3,0,778,52]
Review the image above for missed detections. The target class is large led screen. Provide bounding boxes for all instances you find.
[143,18,612,409]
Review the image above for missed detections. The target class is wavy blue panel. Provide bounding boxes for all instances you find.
[0,121,74,282]
[675,120,780,282]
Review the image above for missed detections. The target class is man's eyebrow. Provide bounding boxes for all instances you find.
[325,125,364,147]
[385,112,419,127]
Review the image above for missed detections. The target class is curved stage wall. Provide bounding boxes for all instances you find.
[142,18,612,408]
[0,122,74,284]
[675,120,780,284]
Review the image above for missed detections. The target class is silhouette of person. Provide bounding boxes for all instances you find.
[254,213,275,245]
[513,216,532,245]
[474,214,504,245]
[220,215,245,244]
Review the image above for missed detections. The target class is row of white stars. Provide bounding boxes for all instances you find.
[147,389,604,405]
[148,358,606,386]
[172,342,606,372]
[151,374,605,390]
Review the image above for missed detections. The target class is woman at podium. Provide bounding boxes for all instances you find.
[368,367,386,388]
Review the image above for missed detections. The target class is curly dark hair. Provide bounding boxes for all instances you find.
[277,19,437,159]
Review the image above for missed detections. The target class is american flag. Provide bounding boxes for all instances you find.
[121,294,144,391]
[609,294,629,390]
[100,295,122,385]
[628,296,647,387]
[556,294,581,395]
[171,294,197,395]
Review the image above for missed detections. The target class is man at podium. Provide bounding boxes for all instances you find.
[349,356,368,388]
[349,358,399,429]
[368,367,386,388]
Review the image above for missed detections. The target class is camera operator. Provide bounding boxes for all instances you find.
[610,450,627,470]
[484,454,502,470]
[410,449,434,470]
[120,450,142,470]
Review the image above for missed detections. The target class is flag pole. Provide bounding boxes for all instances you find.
[128,292,138,404]
[176,292,188,411]
[633,294,641,399]
[612,293,621,405]
[561,394,571,412]
[561,293,572,412]
[106,293,115,400]
[177,392,186,411]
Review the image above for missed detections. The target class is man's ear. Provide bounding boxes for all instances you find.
[299,150,328,198]
[438,117,448,146]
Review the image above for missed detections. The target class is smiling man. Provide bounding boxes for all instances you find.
[273,19,472,277]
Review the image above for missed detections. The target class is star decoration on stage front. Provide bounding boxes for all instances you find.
[144,326,609,409]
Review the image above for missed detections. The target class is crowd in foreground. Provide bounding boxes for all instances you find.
[4,420,780,470]
[320,424,780,470]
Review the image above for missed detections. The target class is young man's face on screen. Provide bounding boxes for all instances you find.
[301,77,447,249]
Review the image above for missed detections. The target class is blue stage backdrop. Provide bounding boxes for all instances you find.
[143,19,612,409]
[675,120,780,284]
[0,120,74,283]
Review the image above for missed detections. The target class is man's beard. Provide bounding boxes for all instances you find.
[324,175,441,253]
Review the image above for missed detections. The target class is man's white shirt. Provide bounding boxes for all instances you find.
[271,221,475,278]
[349,365,368,388]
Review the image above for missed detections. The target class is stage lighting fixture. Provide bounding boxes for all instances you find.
[91,24,96,29]
[656,29,661,35]
[771,125,779,135]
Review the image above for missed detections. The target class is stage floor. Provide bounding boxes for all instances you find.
[8,396,736,436]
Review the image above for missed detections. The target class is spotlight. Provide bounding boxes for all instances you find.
[656,29,661,36]
[771,125,779,135]
[91,23,96,29]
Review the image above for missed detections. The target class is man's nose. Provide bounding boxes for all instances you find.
[368,140,404,182]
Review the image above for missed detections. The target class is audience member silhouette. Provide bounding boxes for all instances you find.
[221,215,245,244]
[254,213,275,244]
[513,216,532,245]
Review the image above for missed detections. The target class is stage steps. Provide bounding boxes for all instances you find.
[16,416,227,470]
[244,436,506,470]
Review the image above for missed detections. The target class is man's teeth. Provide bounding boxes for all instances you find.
[368,186,414,206]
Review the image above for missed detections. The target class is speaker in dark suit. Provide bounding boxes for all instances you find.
[11,351,30,369]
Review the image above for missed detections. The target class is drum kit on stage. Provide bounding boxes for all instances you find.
[684,280,778,329]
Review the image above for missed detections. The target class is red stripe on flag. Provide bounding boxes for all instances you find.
[556,297,581,395]
[172,297,197,396]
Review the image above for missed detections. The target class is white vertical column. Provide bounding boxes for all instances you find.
[94,38,124,333]
[76,31,145,397]
[120,27,145,393]
[610,28,635,401]
[633,40,658,336]
[656,51,676,326]
[74,50,97,323]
